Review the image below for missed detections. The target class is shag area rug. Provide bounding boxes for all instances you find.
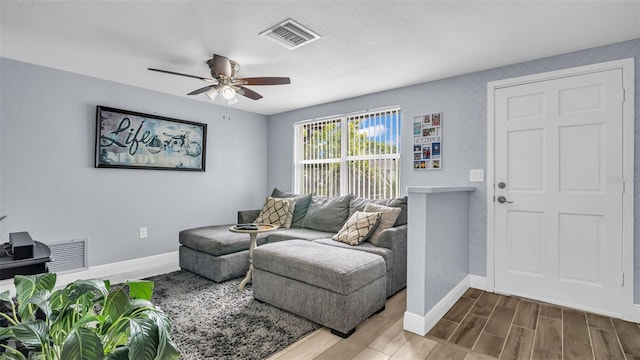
[144,271,321,360]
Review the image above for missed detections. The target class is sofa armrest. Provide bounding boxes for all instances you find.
[373,224,407,250]
[373,224,407,295]
[238,209,261,224]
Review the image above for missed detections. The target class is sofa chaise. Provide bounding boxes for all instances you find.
[178,188,407,336]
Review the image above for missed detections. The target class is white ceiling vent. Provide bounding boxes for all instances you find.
[260,19,321,50]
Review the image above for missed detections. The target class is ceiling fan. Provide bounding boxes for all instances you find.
[148,54,291,103]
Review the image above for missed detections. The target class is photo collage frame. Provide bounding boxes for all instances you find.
[413,112,442,170]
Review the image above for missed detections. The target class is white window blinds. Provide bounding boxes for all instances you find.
[295,108,400,199]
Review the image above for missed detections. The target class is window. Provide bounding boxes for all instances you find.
[294,107,401,199]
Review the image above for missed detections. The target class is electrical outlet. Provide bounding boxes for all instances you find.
[139,227,148,239]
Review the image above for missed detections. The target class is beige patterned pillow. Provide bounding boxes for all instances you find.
[255,197,290,227]
[332,211,383,246]
[280,197,297,229]
[363,203,401,246]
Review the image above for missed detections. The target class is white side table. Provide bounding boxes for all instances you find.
[229,224,278,291]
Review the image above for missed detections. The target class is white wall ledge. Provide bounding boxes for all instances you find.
[406,186,476,194]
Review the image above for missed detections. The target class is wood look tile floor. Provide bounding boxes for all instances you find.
[429,288,640,360]
[267,288,640,360]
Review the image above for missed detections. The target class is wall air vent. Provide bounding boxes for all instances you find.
[47,237,88,273]
[260,19,321,50]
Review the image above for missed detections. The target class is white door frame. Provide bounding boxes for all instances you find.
[486,58,636,321]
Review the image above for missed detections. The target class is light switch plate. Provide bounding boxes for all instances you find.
[470,169,484,182]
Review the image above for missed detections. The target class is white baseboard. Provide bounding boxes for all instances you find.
[468,274,489,291]
[403,311,428,335]
[403,275,471,336]
[623,304,640,323]
[0,251,179,295]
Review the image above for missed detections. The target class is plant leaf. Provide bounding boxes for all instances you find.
[0,344,27,360]
[144,310,180,360]
[0,290,14,305]
[61,326,104,360]
[25,290,51,319]
[125,280,154,301]
[65,279,109,304]
[104,346,128,360]
[0,326,14,342]
[128,317,158,360]
[14,274,56,321]
[123,299,154,316]
[10,320,48,347]
[101,290,128,324]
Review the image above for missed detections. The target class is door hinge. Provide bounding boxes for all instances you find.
[621,272,625,286]
[620,89,626,103]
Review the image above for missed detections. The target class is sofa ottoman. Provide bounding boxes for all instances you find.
[252,240,386,337]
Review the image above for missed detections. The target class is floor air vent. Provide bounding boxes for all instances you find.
[48,237,88,273]
[260,18,321,50]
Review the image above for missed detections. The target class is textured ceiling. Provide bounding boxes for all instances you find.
[1,1,639,115]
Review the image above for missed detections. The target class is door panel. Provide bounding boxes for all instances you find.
[559,84,604,114]
[508,129,544,192]
[559,124,602,192]
[557,213,603,284]
[507,93,545,119]
[494,68,623,315]
[507,211,544,276]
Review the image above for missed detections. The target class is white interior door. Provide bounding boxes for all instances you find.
[494,68,624,315]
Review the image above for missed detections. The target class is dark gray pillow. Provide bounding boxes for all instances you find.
[389,196,407,226]
[349,196,407,226]
[271,188,312,228]
[301,195,352,233]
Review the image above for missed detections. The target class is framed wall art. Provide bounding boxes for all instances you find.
[95,106,207,171]
[413,112,442,170]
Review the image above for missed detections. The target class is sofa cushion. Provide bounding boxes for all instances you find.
[253,240,385,295]
[350,196,408,226]
[363,203,401,246]
[271,188,312,228]
[265,228,335,243]
[332,211,383,245]
[255,197,291,227]
[301,195,352,233]
[274,197,297,228]
[313,238,393,272]
[178,225,270,256]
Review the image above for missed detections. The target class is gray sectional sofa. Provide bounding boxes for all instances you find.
[178,188,408,336]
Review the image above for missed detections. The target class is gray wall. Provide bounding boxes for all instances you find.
[0,58,269,267]
[267,39,640,301]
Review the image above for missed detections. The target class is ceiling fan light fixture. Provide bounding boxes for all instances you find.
[205,88,218,102]
[226,97,239,105]
[221,85,236,100]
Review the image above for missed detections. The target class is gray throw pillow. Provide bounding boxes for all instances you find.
[301,195,352,233]
[363,203,401,246]
[389,196,408,226]
[271,188,312,228]
[349,196,408,226]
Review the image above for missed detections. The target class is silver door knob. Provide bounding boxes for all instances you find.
[497,196,513,204]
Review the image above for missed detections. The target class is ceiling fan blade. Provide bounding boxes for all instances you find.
[148,68,215,82]
[188,85,216,95]
[237,86,263,100]
[236,77,291,85]
[208,54,232,79]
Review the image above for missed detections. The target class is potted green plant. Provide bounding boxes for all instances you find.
[0,273,179,360]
